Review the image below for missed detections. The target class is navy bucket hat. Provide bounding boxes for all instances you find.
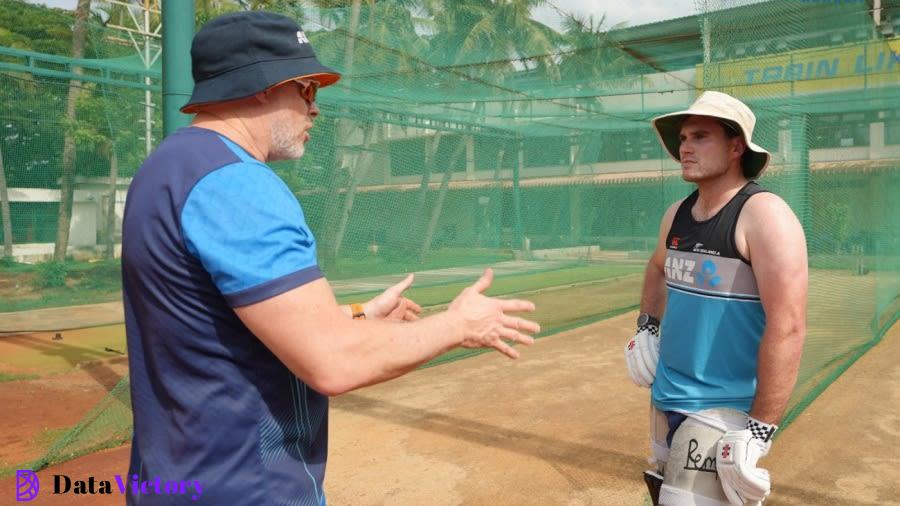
[181,11,340,113]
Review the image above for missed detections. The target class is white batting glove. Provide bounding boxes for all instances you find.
[624,323,660,388]
[717,417,778,505]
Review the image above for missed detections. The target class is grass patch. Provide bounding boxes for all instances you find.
[0,372,39,383]
[0,258,120,274]
[0,259,123,312]
[0,287,122,313]
[335,262,644,369]
[422,280,639,368]
[31,427,70,450]
[0,258,40,273]
[336,262,643,307]
[326,248,516,280]
[809,254,900,271]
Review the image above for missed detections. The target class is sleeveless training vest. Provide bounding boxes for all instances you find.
[651,182,768,413]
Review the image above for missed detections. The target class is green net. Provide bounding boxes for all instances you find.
[693,0,900,427]
[0,0,898,477]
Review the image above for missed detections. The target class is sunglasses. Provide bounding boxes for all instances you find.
[295,80,319,105]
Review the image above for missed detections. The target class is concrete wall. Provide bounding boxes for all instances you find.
[6,177,130,262]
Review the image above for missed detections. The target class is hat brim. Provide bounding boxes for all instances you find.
[651,111,770,179]
[181,56,341,114]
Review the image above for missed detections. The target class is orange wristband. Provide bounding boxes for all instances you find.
[351,303,366,320]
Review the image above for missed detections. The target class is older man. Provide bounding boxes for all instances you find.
[122,12,539,505]
[624,91,807,505]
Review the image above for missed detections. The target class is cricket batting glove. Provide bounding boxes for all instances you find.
[717,417,778,505]
[624,323,660,388]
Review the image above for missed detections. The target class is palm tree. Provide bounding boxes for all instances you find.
[556,13,637,247]
[104,142,118,259]
[303,1,367,268]
[54,0,92,262]
[412,1,558,256]
[307,0,428,100]
[557,14,629,83]
[305,0,428,267]
[425,0,559,83]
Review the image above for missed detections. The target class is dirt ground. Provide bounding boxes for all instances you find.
[0,325,127,375]
[0,302,124,335]
[324,311,900,506]
[1,312,898,505]
[0,357,129,473]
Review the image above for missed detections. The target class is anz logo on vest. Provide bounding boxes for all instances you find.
[665,256,696,283]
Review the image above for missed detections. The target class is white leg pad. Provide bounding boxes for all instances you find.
[659,484,732,506]
[650,403,670,470]
[659,408,748,506]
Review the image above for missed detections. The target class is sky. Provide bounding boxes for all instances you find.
[532,0,699,31]
[26,0,702,31]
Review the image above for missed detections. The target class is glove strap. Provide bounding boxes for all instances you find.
[638,323,660,336]
[747,416,778,443]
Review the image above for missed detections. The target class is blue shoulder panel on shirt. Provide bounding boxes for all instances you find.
[181,158,322,307]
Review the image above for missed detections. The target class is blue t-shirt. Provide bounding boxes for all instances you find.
[122,127,327,505]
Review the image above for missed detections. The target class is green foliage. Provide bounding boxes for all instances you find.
[0,4,156,190]
[0,259,123,312]
[558,14,634,84]
[0,372,39,383]
[819,201,851,253]
[0,0,102,56]
[334,262,641,306]
[33,261,68,289]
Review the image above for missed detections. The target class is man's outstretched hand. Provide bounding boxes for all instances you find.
[447,268,540,359]
[364,274,423,321]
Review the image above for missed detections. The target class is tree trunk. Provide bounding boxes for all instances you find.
[54,0,92,262]
[490,146,505,248]
[419,140,466,263]
[344,0,362,75]
[412,132,442,220]
[104,146,118,260]
[513,138,524,251]
[332,124,376,259]
[319,0,363,272]
[401,132,442,250]
[568,137,583,246]
[0,145,12,259]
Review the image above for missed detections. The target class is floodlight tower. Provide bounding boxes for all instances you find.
[97,0,161,155]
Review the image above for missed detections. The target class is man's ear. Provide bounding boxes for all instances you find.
[732,136,747,157]
[254,90,270,104]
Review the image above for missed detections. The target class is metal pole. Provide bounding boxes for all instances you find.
[513,137,524,251]
[790,114,811,235]
[162,0,195,137]
[144,0,153,153]
[701,0,711,65]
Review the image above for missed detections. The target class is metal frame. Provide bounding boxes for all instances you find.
[0,45,160,91]
[96,0,162,153]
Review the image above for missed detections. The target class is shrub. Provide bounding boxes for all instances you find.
[33,261,68,289]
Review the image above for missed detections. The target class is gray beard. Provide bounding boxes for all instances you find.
[269,121,305,161]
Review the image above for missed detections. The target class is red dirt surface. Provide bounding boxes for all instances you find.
[1,314,897,505]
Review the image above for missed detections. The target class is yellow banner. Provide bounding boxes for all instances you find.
[697,39,900,97]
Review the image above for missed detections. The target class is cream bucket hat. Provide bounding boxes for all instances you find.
[651,91,771,178]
